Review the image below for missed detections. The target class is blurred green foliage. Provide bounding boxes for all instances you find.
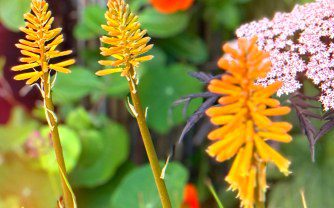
[0,0,30,31]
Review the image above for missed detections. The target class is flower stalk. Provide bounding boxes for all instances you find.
[42,73,74,208]
[128,67,171,208]
[11,0,76,207]
[96,0,171,207]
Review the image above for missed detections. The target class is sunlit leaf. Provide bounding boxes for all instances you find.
[0,0,30,31]
[111,162,188,208]
[39,125,81,173]
[139,64,202,134]
[70,120,129,187]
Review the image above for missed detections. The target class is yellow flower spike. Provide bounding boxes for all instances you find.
[97,1,171,207]
[12,0,74,85]
[96,0,153,79]
[206,37,292,207]
[11,1,76,207]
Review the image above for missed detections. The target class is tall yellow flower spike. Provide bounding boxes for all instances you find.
[206,37,292,208]
[96,1,171,207]
[11,1,76,207]
[96,0,153,82]
[12,0,75,86]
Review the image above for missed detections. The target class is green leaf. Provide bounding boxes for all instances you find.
[53,66,103,104]
[70,120,129,187]
[142,46,167,69]
[67,107,93,131]
[39,125,81,173]
[129,0,148,12]
[74,5,106,40]
[216,3,240,30]
[160,34,209,64]
[0,107,36,152]
[111,162,188,208]
[139,8,190,38]
[0,0,30,32]
[139,64,202,134]
[103,74,129,98]
[76,162,135,208]
[268,134,334,208]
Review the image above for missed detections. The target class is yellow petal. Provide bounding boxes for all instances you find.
[49,64,71,74]
[206,102,243,117]
[54,59,76,67]
[225,148,244,190]
[95,68,123,76]
[238,142,253,176]
[210,115,234,125]
[99,59,125,67]
[254,135,291,175]
[261,107,291,116]
[206,129,241,156]
[218,96,239,105]
[258,131,292,143]
[12,63,39,71]
[14,71,39,80]
[216,133,245,162]
[15,43,40,53]
[134,55,154,62]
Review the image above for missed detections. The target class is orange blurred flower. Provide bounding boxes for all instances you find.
[150,0,194,14]
[182,184,200,208]
[206,37,292,207]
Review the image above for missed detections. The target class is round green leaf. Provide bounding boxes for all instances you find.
[39,125,81,173]
[111,162,188,208]
[70,121,129,187]
[66,107,93,131]
[139,64,202,134]
[139,8,190,38]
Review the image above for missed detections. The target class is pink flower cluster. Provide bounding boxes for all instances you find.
[236,0,334,110]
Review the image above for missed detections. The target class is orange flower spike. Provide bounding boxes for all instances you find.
[206,37,293,207]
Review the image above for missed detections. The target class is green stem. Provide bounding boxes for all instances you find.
[127,69,172,208]
[206,180,224,208]
[43,73,74,208]
[255,201,265,208]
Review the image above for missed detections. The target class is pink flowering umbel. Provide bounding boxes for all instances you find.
[236,0,334,110]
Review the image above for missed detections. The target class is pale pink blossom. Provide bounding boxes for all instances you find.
[236,0,334,110]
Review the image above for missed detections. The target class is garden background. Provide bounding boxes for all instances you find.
[0,0,333,207]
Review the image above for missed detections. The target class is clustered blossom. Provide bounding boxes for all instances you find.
[206,37,292,208]
[236,0,334,110]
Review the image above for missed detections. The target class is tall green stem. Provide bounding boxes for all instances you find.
[42,73,74,208]
[127,69,172,208]
[256,201,265,208]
